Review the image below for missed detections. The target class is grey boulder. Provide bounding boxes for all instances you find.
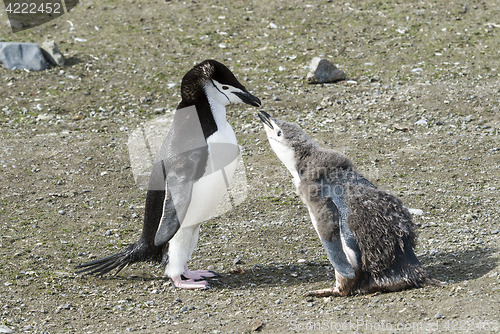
[0,42,48,71]
[306,57,346,84]
[41,40,65,66]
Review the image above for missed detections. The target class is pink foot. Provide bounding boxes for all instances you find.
[183,265,218,280]
[172,275,209,289]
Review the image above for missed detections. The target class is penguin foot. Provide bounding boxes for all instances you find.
[183,265,218,280]
[184,270,218,280]
[304,287,341,298]
[172,276,209,289]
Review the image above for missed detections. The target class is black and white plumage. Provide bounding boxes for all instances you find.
[76,60,261,289]
[258,111,444,297]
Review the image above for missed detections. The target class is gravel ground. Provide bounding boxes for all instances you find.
[1,0,500,333]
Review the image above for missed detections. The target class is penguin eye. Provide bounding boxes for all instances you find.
[222,85,229,90]
[277,130,282,137]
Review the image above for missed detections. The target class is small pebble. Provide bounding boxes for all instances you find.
[55,303,72,313]
[408,208,423,215]
[251,319,263,331]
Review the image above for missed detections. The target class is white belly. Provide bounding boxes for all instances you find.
[181,158,237,227]
[180,122,238,228]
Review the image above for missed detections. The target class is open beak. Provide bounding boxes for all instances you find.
[258,111,274,130]
[234,91,262,107]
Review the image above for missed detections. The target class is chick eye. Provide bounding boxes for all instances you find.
[222,85,229,90]
[277,130,282,137]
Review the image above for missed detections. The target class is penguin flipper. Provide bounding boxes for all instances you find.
[153,186,183,246]
[154,148,207,246]
[320,237,355,279]
[317,198,358,279]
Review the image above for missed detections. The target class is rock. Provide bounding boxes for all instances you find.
[55,303,72,313]
[231,267,244,274]
[408,208,424,215]
[36,113,54,121]
[6,19,23,30]
[393,124,409,132]
[415,119,428,126]
[251,319,263,331]
[0,325,14,333]
[0,42,48,71]
[306,57,346,84]
[41,40,65,66]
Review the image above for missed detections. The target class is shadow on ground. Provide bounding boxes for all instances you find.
[75,247,498,293]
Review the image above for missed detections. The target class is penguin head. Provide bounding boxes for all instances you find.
[258,111,317,179]
[181,59,261,107]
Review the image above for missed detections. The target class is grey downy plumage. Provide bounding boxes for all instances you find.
[258,111,444,297]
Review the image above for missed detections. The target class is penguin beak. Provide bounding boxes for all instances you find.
[258,111,274,130]
[234,91,262,107]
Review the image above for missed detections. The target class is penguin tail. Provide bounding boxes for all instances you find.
[75,241,164,277]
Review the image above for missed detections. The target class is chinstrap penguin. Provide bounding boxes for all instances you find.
[258,111,444,297]
[76,60,261,289]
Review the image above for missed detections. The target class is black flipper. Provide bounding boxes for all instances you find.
[153,147,207,246]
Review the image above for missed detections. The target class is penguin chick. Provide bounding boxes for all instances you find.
[258,111,444,297]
